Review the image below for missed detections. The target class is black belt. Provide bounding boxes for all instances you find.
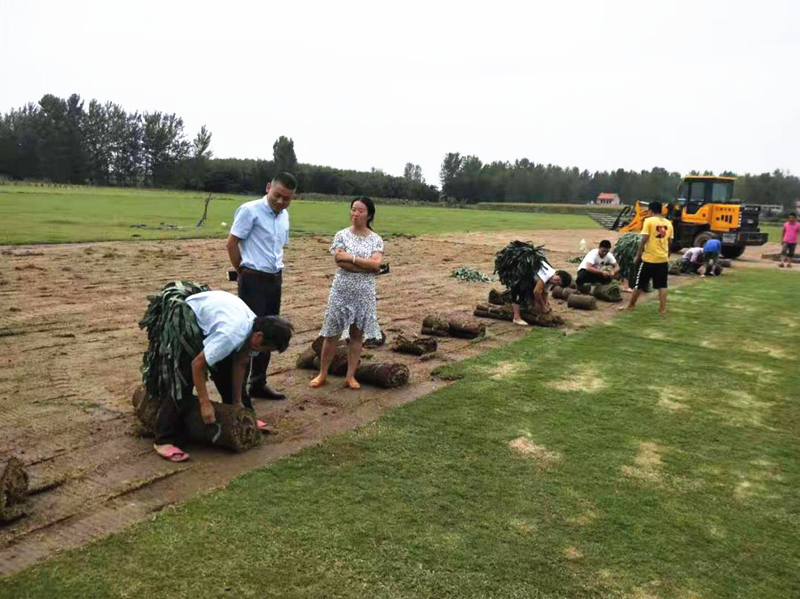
[240,267,283,280]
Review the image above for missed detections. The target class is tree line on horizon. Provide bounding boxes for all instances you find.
[1,94,798,211]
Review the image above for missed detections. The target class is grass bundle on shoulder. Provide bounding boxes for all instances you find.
[494,240,550,304]
[613,233,641,283]
[139,281,209,406]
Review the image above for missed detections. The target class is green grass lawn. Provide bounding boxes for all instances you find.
[762,225,783,243]
[3,268,798,598]
[0,185,596,244]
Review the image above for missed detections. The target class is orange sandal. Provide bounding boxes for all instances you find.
[345,378,361,390]
[309,375,327,388]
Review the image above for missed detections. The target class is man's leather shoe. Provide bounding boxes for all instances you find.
[247,384,286,400]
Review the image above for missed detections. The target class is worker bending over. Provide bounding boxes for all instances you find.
[512,264,571,325]
[139,282,294,462]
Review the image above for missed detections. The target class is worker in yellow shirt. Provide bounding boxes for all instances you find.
[621,201,674,315]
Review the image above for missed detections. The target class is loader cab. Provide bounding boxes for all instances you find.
[677,177,735,214]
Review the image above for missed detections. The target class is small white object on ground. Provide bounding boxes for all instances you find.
[221,222,227,226]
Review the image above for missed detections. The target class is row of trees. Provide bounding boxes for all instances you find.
[438,153,800,211]
[1,94,797,210]
[0,94,213,188]
[0,94,439,200]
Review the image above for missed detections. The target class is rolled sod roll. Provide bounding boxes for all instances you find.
[310,346,351,376]
[132,387,261,452]
[361,331,387,348]
[550,286,564,300]
[474,304,563,328]
[718,259,732,268]
[567,294,597,310]
[578,283,593,295]
[448,318,485,339]
[561,288,576,300]
[488,288,511,306]
[296,347,318,369]
[311,335,345,356]
[474,303,513,321]
[391,334,438,356]
[421,315,450,337]
[0,456,29,523]
[354,362,410,388]
[592,283,622,302]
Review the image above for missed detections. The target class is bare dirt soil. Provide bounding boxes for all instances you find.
[0,228,708,574]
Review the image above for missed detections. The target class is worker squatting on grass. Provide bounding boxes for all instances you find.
[620,201,674,316]
[139,282,294,463]
[576,239,620,287]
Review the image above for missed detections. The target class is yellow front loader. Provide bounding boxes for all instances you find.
[611,176,768,259]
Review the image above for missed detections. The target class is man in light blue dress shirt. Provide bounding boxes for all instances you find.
[226,172,297,400]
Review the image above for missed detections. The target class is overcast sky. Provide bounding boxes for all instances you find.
[2,0,798,187]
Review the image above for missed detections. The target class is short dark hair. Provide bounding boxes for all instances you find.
[555,270,572,287]
[599,239,612,249]
[272,172,298,191]
[648,201,663,214]
[351,196,376,230]
[252,315,294,352]
[789,213,797,218]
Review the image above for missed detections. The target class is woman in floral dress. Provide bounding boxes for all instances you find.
[310,197,384,390]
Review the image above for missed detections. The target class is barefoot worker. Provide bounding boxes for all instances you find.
[576,239,620,287]
[621,201,674,315]
[310,197,384,390]
[226,172,297,401]
[139,281,294,462]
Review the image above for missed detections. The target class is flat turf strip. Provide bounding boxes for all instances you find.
[2,268,798,598]
[0,185,595,244]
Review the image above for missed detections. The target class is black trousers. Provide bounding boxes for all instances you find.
[237,268,282,388]
[154,353,251,445]
[576,269,609,287]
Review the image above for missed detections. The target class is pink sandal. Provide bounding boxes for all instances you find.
[155,445,190,463]
[257,419,270,433]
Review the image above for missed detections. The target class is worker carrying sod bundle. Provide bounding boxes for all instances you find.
[494,240,571,326]
[139,281,294,463]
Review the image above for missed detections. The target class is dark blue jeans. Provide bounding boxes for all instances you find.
[237,268,282,388]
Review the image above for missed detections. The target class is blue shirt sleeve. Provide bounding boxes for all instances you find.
[230,204,254,240]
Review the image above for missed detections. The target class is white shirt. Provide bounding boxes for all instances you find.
[578,248,617,272]
[230,197,290,274]
[537,263,556,284]
[186,291,258,367]
[683,247,704,263]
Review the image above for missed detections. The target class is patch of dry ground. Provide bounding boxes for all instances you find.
[0,229,691,574]
[508,435,562,466]
[547,364,607,393]
[620,441,664,485]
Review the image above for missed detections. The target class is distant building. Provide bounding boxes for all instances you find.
[596,192,621,206]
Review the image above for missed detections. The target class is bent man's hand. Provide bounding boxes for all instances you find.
[200,401,216,425]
